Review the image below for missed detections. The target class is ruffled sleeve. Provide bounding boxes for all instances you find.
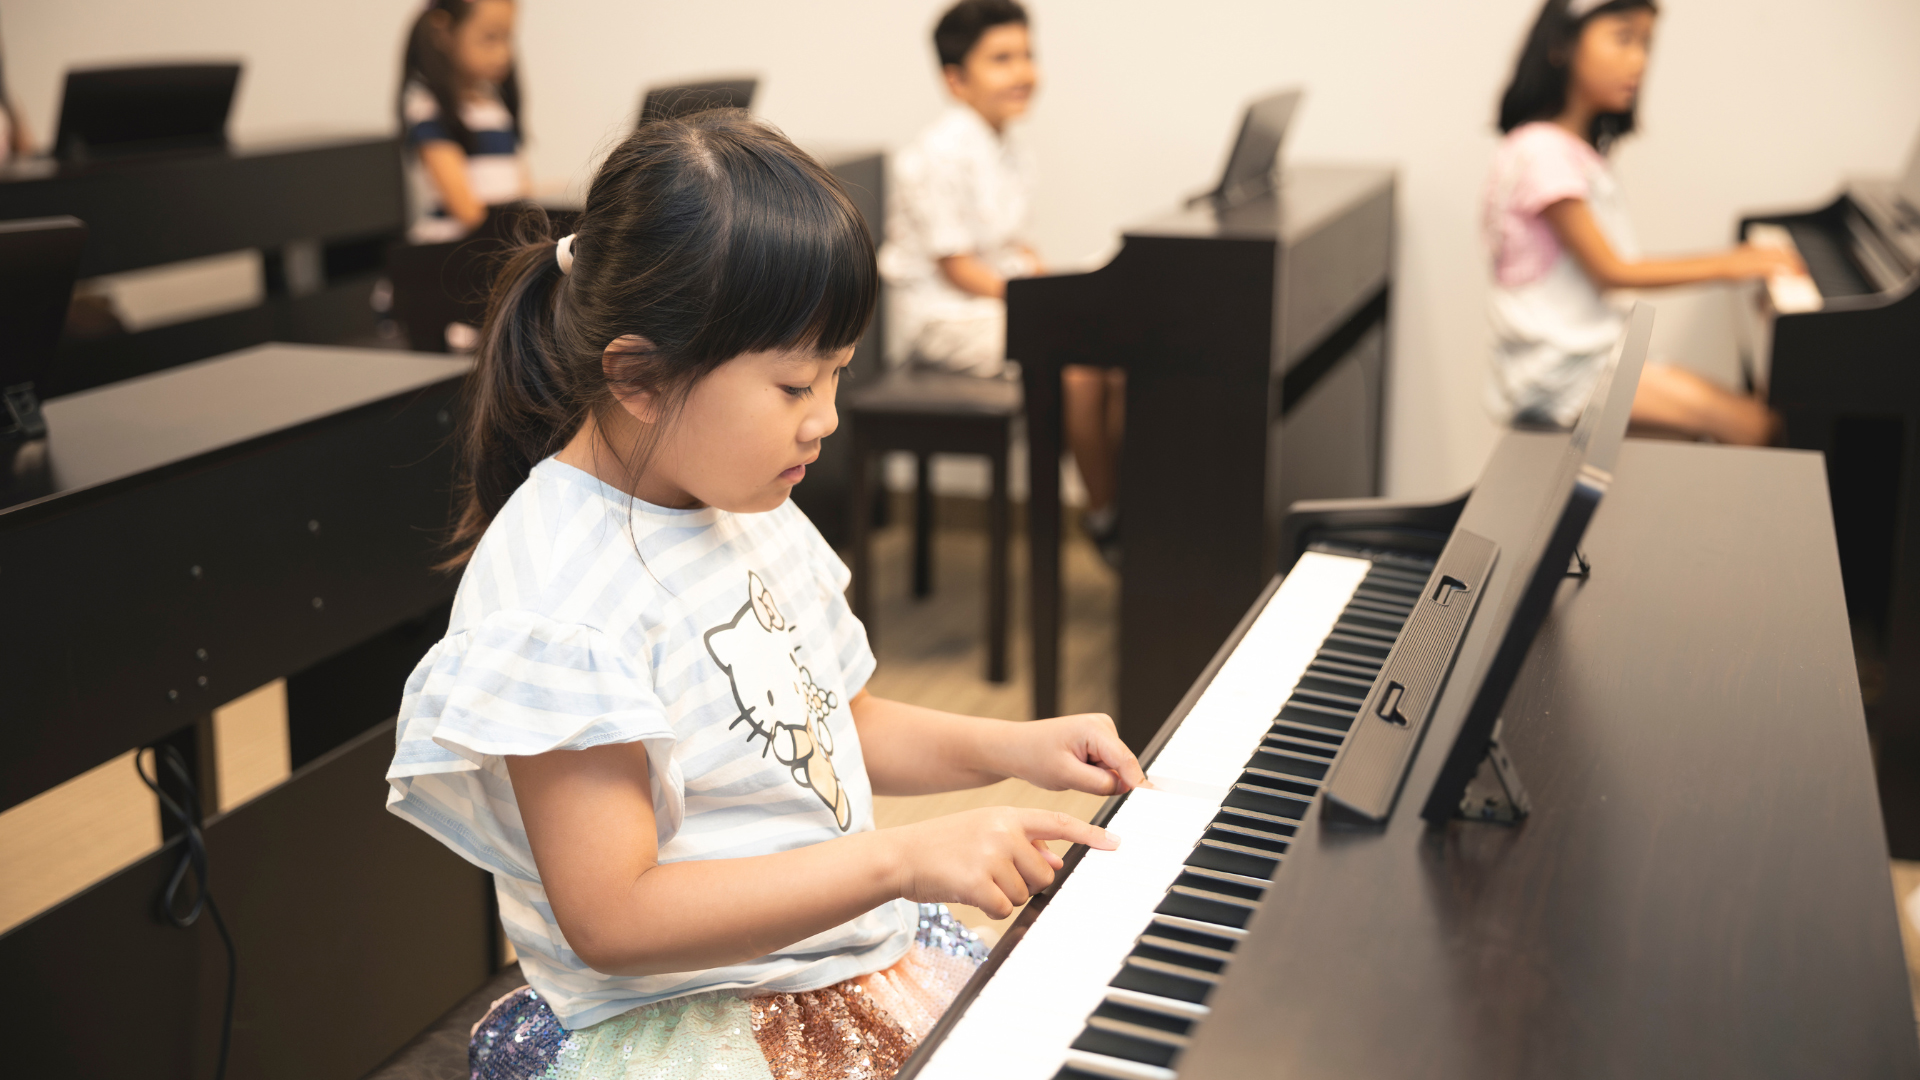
[385,610,683,880]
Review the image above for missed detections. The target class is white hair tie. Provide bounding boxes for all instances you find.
[1567,0,1611,17]
[555,233,577,275]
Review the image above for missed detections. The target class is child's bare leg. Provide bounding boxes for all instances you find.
[1631,364,1779,446]
[1064,364,1120,511]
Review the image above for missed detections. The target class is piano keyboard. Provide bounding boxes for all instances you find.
[910,550,1436,1080]
[1747,223,1824,314]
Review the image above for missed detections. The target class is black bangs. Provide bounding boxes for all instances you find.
[447,109,879,553]
[1497,0,1658,151]
[682,122,877,363]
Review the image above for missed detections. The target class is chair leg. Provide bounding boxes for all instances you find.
[850,435,874,637]
[913,452,933,599]
[987,439,1009,684]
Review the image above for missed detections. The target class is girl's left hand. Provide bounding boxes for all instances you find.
[1000,713,1146,796]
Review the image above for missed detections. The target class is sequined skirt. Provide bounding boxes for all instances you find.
[470,904,991,1080]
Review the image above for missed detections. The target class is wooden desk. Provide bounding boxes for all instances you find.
[1179,439,1918,1079]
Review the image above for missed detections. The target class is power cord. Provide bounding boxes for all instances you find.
[136,744,237,1080]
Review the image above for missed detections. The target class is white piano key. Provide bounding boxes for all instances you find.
[1747,222,1823,313]
[1147,552,1370,792]
[914,786,1224,1080]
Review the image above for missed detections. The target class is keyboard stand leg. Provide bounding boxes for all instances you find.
[1456,720,1533,824]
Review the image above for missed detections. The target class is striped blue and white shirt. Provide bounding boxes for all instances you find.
[402,80,527,242]
[386,458,913,1029]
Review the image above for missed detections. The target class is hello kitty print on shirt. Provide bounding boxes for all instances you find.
[704,571,853,830]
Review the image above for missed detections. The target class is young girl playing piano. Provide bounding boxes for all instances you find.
[1486,0,1802,443]
[399,0,528,241]
[384,110,1140,1080]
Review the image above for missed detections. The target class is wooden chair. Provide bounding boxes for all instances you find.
[846,370,1021,683]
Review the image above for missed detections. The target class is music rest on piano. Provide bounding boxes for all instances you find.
[1733,130,1920,856]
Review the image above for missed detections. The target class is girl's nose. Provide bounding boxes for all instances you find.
[801,399,838,444]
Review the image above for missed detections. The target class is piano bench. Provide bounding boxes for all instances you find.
[846,370,1021,683]
[363,963,525,1080]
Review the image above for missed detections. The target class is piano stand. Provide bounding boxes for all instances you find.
[1566,548,1590,579]
[1454,720,1532,824]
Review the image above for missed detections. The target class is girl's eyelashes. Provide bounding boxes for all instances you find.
[781,384,814,399]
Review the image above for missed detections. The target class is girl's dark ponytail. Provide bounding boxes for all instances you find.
[441,110,878,565]
[445,228,569,562]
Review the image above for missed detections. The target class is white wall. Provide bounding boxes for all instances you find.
[5,0,1917,496]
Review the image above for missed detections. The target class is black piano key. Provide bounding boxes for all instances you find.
[1345,595,1413,617]
[1289,687,1366,711]
[1277,701,1357,731]
[1224,783,1311,819]
[1133,942,1226,975]
[1314,647,1386,672]
[1112,957,1218,1003]
[1156,886,1256,929]
[1205,820,1292,849]
[1092,999,1195,1037]
[1308,655,1384,680]
[1137,932,1235,966]
[1333,619,1401,642]
[1247,748,1329,781]
[1296,668,1376,693]
[1267,722,1344,751]
[1071,1025,1182,1068]
[1240,766,1320,795]
[1144,917,1242,953]
[1323,632,1392,659]
[1188,839,1280,879]
[1173,870,1265,898]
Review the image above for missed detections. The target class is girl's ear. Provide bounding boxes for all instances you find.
[604,335,663,424]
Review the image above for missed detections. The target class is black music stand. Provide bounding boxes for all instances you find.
[639,77,758,125]
[53,63,240,162]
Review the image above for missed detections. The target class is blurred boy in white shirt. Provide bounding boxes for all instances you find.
[881,0,1126,560]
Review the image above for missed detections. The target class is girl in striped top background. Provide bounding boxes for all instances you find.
[385,110,1142,1080]
[398,0,528,242]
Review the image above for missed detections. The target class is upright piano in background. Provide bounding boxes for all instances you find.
[1736,145,1920,854]
[0,134,407,396]
[1010,165,1393,743]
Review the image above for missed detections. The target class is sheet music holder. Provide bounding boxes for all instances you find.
[638,77,758,125]
[1189,88,1302,210]
[53,64,241,162]
[0,217,87,443]
[1323,301,1653,826]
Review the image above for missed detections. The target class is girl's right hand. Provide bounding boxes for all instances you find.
[1725,243,1807,281]
[885,808,1119,919]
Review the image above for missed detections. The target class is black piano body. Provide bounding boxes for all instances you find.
[901,433,1915,1080]
[1011,165,1394,743]
[0,134,408,396]
[1737,173,1920,853]
[1,345,497,1080]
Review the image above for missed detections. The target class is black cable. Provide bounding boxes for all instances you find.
[136,745,237,1080]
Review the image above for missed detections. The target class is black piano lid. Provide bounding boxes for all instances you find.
[0,344,470,523]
